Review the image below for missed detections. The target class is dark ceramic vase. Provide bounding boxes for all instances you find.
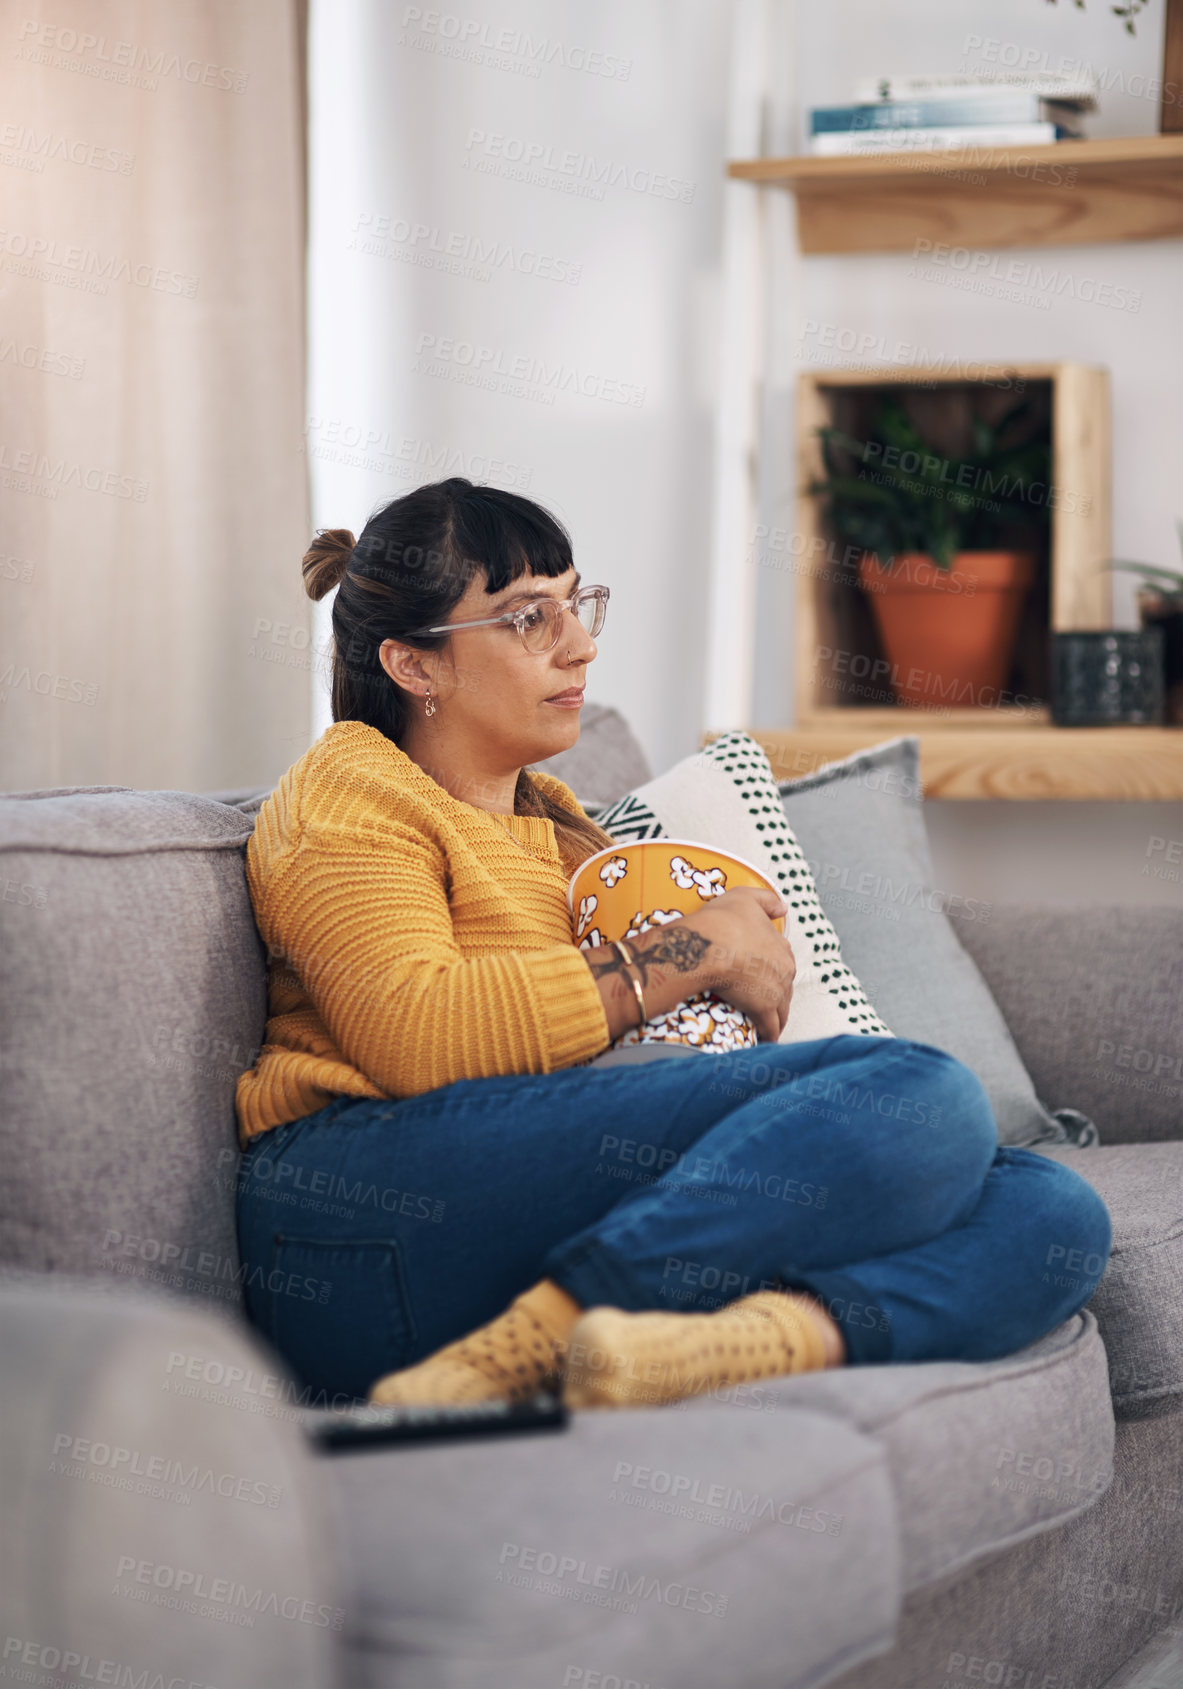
[1050,629,1164,727]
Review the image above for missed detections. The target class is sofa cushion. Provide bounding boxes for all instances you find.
[1036,1142,1183,1419]
[777,737,1091,1149]
[317,1400,899,1689]
[590,1042,706,1069]
[0,786,264,1309]
[824,1411,1183,1689]
[682,1311,1114,1596]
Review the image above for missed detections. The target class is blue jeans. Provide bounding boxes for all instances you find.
[235,1035,1112,1402]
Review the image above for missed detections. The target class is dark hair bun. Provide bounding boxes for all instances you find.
[302,528,356,601]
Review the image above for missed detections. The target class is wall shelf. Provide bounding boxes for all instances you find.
[727,136,1183,254]
[707,724,1183,801]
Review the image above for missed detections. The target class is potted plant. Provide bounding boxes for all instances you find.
[809,390,1050,709]
[1102,520,1183,724]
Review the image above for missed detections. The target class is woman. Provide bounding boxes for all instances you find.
[234,476,1111,1411]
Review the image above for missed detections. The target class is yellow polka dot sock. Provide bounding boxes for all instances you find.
[368,1279,582,1406]
[562,1289,836,1410]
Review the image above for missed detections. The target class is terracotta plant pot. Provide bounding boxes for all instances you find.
[857,550,1036,710]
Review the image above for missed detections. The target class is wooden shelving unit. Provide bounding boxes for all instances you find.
[704,724,1183,801]
[728,136,1183,254]
[794,362,1110,725]
[727,141,1183,797]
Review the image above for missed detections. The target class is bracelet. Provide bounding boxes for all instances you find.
[611,937,648,1029]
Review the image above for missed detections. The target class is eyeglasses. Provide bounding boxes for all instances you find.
[405,584,609,655]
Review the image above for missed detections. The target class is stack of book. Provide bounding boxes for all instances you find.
[807,72,1098,157]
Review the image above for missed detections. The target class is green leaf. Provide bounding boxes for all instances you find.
[1103,560,1183,588]
[810,474,900,506]
[809,387,1051,566]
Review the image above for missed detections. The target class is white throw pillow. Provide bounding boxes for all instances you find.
[594,731,894,1046]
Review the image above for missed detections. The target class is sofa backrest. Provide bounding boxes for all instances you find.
[0,786,265,1311]
[956,902,1183,1147]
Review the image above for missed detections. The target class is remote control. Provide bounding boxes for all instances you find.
[306,1390,568,1453]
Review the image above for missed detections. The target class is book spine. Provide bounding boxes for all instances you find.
[808,123,1061,156]
[810,96,1046,132]
[852,74,1097,107]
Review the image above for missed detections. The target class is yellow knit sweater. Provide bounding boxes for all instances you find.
[234,720,612,1144]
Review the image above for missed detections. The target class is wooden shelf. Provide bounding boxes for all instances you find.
[705,725,1183,801]
[796,707,1055,729]
[728,136,1183,253]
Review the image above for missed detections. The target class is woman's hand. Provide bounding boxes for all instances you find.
[614,885,794,1044]
[670,886,795,1043]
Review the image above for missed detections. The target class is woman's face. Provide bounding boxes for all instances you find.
[382,564,599,772]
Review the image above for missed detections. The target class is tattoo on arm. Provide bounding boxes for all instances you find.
[584,928,711,990]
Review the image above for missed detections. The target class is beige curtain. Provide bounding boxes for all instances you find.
[0,0,312,792]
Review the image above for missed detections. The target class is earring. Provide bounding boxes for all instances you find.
[425,691,436,717]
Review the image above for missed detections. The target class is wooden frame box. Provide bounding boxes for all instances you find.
[793,361,1111,729]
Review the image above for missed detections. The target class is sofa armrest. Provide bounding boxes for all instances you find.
[956,905,1183,1145]
[0,1273,344,1687]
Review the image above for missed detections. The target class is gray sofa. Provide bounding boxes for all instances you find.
[2,702,1181,1689]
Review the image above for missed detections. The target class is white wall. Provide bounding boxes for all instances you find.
[306,0,738,781]
[307,0,1183,911]
[751,0,1183,908]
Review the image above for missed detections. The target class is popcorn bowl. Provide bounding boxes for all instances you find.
[567,837,786,1053]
